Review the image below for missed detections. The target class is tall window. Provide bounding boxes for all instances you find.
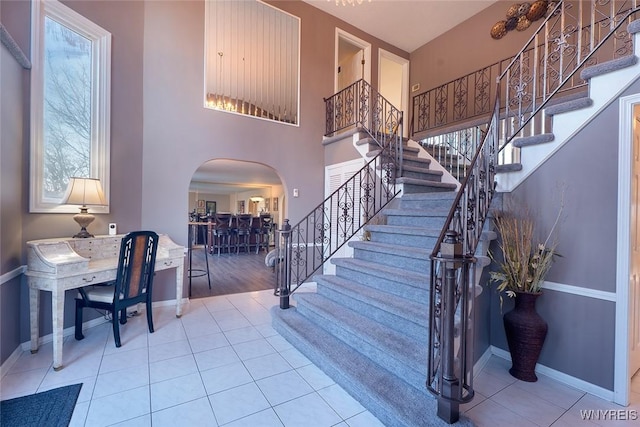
[30,0,111,213]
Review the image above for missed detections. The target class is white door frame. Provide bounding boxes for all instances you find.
[615,93,639,406]
[378,48,409,138]
[335,28,371,93]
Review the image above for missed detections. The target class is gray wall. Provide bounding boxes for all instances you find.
[1,31,27,363]
[409,0,537,98]
[0,0,409,365]
[487,78,640,390]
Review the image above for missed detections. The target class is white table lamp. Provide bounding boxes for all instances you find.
[63,177,106,238]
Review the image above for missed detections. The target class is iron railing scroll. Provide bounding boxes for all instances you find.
[498,0,640,153]
[413,0,640,164]
[427,92,499,423]
[277,79,403,308]
[428,1,640,423]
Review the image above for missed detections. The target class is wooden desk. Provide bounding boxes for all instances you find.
[25,234,185,371]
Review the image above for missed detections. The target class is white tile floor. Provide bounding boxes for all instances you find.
[1,288,639,427]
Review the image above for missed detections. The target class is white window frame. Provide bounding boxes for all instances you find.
[30,0,111,213]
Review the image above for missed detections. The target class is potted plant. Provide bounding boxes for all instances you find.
[489,201,562,382]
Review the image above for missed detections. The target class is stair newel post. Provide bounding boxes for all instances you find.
[437,230,463,424]
[278,219,292,309]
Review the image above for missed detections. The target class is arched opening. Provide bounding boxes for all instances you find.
[187,159,284,299]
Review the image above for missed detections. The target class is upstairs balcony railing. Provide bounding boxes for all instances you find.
[428,1,640,423]
[412,0,638,141]
[276,79,403,308]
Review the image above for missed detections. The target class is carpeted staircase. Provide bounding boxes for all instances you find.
[272,18,640,426]
[272,143,477,426]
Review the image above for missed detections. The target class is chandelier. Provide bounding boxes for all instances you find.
[333,0,370,6]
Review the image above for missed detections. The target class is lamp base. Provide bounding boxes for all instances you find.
[73,208,95,238]
[73,228,94,239]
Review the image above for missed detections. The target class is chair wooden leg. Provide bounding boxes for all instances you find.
[74,300,85,341]
[146,300,154,333]
[119,308,127,325]
[113,311,122,347]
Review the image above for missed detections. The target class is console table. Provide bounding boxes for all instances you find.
[25,234,185,371]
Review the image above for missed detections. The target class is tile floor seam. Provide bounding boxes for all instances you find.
[7,289,639,427]
[194,367,221,426]
[511,378,587,410]
[484,393,547,425]
[146,337,153,425]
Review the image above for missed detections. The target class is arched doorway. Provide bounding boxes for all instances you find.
[188,159,284,298]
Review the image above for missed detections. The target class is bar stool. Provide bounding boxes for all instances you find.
[212,212,233,255]
[188,221,211,296]
[235,214,253,254]
[255,214,273,254]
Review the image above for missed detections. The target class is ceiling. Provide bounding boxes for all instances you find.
[192,1,498,194]
[191,160,282,195]
[302,0,498,53]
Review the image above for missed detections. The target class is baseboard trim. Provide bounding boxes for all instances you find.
[4,297,189,377]
[0,346,24,379]
[490,345,615,402]
[473,346,494,378]
[20,315,110,352]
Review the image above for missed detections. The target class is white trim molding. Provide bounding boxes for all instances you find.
[335,28,371,91]
[540,280,616,302]
[613,92,640,406]
[490,346,615,402]
[29,0,111,213]
[0,266,26,287]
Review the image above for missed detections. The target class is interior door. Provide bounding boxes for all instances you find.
[630,106,640,377]
[335,30,371,94]
[338,49,362,91]
[379,49,409,138]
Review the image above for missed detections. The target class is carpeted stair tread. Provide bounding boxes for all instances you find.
[580,54,638,80]
[544,96,593,116]
[349,240,431,260]
[367,146,420,158]
[402,156,432,167]
[383,206,451,217]
[365,224,442,237]
[271,306,474,427]
[629,19,640,34]
[400,192,457,202]
[357,135,413,147]
[313,274,429,330]
[356,136,376,146]
[364,223,441,249]
[513,133,554,148]
[495,163,523,173]
[293,293,426,381]
[331,257,430,289]
[395,177,457,190]
[402,164,442,175]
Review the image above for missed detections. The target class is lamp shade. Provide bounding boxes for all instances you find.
[63,177,106,207]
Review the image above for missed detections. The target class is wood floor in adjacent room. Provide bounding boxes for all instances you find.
[187,247,276,299]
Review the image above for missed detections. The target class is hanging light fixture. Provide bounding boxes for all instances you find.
[333,0,371,6]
